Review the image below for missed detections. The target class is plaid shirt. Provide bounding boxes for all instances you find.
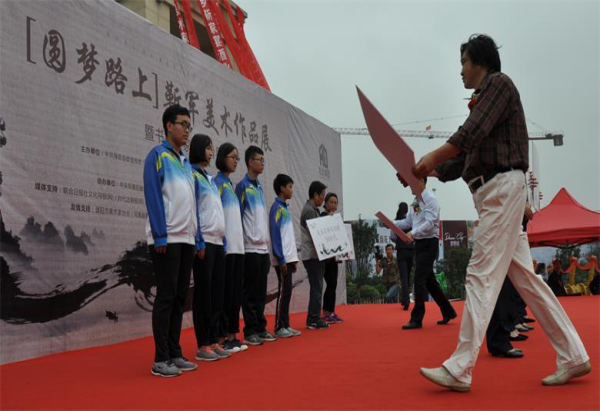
[436,71,529,183]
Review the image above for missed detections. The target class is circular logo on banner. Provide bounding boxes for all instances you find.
[319,144,330,178]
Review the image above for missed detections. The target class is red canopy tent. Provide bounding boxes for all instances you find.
[527,188,600,248]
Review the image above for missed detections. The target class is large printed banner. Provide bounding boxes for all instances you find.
[0,0,344,363]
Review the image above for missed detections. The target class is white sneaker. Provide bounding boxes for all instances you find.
[287,327,302,336]
[419,367,470,392]
[275,328,294,338]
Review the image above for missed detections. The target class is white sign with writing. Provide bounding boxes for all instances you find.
[336,223,356,261]
[307,214,352,261]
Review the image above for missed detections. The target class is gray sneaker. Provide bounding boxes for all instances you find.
[171,356,198,372]
[243,334,263,346]
[211,344,231,358]
[258,331,277,342]
[275,328,294,338]
[195,346,220,362]
[151,360,182,378]
[287,327,302,336]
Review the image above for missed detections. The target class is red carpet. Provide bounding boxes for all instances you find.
[1,297,598,410]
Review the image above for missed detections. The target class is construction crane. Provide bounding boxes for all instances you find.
[333,128,564,146]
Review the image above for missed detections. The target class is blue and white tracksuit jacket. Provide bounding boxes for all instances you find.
[192,165,226,250]
[143,141,200,249]
[214,172,244,255]
[269,197,299,267]
[235,174,270,254]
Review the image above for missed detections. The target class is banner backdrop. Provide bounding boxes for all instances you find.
[0,0,344,364]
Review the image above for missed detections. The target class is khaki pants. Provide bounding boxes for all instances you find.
[443,170,589,384]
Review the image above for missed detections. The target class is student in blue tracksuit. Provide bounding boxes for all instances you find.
[144,105,200,377]
[269,174,301,339]
[213,143,248,353]
[235,146,274,346]
[189,134,229,362]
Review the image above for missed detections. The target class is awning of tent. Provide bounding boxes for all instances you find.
[527,188,600,248]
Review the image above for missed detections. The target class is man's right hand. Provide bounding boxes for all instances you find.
[396,173,409,188]
[413,152,438,179]
[155,246,167,254]
[280,263,288,277]
[196,249,206,260]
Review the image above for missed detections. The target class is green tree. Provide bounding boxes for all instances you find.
[351,218,378,284]
[346,282,358,304]
[584,242,600,262]
[554,246,581,269]
[443,247,472,299]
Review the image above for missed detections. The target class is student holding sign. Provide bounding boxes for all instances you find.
[300,181,329,330]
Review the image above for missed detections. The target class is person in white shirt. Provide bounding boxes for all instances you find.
[394,177,457,330]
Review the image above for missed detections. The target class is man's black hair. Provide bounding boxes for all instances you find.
[162,105,190,136]
[244,145,264,167]
[460,34,501,72]
[385,243,395,250]
[189,134,212,164]
[216,142,237,172]
[308,181,327,199]
[273,174,294,195]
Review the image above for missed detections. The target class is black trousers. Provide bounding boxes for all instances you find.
[397,249,413,307]
[192,243,225,347]
[242,252,270,337]
[410,238,456,324]
[150,243,195,362]
[303,258,325,324]
[322,259,338,313]
[275,264,294,330]
[222,253,244,335]
[486,277,515,355]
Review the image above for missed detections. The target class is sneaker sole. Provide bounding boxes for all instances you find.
[151,370,181,378]
[238,345,249,351]
[195,356,220,362]
[243,340,263,346]
[276,334,293,338]
[177,366,198,372]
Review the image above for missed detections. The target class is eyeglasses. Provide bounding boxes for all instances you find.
[173,121,192,131]
[226,155,240,162]
[251,157,265,164]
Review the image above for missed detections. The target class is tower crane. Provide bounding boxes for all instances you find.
[333,127,564,146]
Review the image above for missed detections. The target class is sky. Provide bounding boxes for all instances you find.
[243,0,600,222]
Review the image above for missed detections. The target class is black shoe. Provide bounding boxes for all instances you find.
[491,348,524,358]
[307,319,329,330]
[402,305,410,311]
[515,324,533,332]
[523,317,536,323]
[509,334,529,341]
[437,313,457,325]
[402,321,422,330]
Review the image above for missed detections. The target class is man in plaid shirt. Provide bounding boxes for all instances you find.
[413,34,590,392]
